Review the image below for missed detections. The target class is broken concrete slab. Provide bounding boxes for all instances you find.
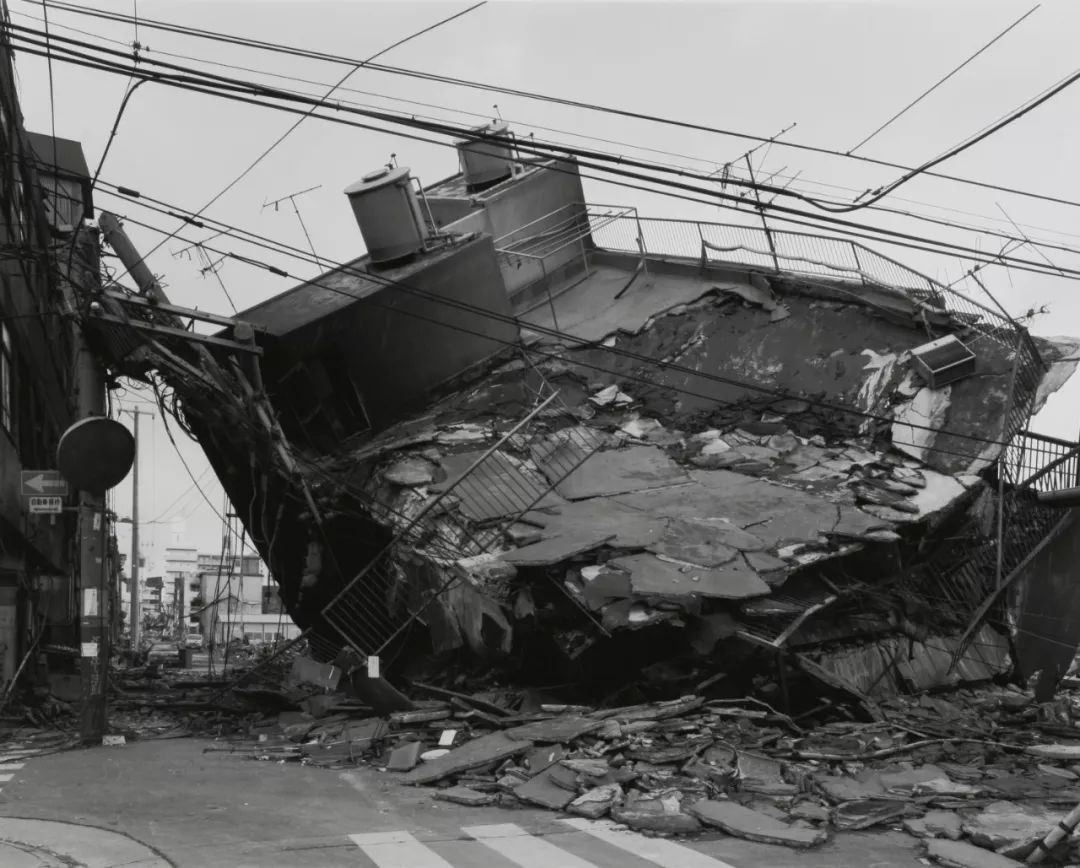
[611,553,770,600]
[610,806,702,835]
[961,801,1063,859]
[832,798,909,831]
[400,732,532,785]
[560,758,612,779]
[903,810,963,840]
[925,839,1023,868]
[880,765,983,797]
[515,766,577,810]
[434,786,497,807]
[339,718,390,748]
[386,741,422,772]
[789,802,830,824]
[647,518,740,567]
[501,532,615,566]
[506,716,603,743]
[689,800,827,848]
[568,784,623,819]
[287,657,341,692]
[525,744,565,776]
[579,565,633,610]
[737,752,798,796]
[548,445,689,500]
[526,497,665,549]
[615,469,890,559]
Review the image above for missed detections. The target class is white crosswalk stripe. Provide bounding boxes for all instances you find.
[350,830,455,868]
[463,822,598,867]
[559,818,739,868]
[351,821,747,868]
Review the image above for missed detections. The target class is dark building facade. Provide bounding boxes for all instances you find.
[0,4,101,693]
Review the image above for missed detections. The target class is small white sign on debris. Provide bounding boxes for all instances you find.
[80,641,98,658]
[438,730,457,748]
[102,735,126,747]
[366,655,380,678]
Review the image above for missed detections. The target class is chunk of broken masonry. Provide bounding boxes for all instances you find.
[961,800,1064,860]
[386,741,422,772]
[925,839,1023,868]
[568,784,624,819]
[903,810,963,841]
[610,806,701,835]
[689,800,827,848]
[434,786,496,807]
[401,733,532,785]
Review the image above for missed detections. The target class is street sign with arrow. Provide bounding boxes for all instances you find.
[21,470,69,497]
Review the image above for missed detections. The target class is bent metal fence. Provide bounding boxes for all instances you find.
[320,375,602,658]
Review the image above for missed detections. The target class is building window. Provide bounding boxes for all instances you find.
[1,324,12,433]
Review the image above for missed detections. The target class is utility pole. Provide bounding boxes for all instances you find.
[75,329,107,742]
[120,407,152,651]
[56,220,110,743]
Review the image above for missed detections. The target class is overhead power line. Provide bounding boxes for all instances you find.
[97,0,488,293]
[8,28,1080,287]
[846,4,1040,155]
[34,0,1080,214]
[15,6,1080,255]
[93,191,1050,464]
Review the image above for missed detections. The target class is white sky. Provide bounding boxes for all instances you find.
[9,0,1080,568]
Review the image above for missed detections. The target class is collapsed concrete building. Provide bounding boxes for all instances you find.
[85,126,1080,709]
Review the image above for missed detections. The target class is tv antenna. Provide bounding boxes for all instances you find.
[262,185,324,270]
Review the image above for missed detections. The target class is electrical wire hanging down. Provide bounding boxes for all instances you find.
[7,27,1080,287]
[34,0,1080,214]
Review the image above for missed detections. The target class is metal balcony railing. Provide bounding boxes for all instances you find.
[1005,430,1080,493]
[320,366,603,658]
[494,203,641,327]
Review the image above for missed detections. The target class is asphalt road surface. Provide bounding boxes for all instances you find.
[0,738,926,867]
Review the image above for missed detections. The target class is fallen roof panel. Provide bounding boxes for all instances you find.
[610,552,770,600]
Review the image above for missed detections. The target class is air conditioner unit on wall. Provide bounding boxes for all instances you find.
[910,334,977,389]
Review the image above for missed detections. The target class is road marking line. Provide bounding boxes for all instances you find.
[349,830,454,868]
[0,775,14,783]
[560,818,740,868]
[463,823,599,867]
[0,764,25,771]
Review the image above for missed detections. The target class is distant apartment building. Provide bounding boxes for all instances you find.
[164,545,197,633]
[193,549,297,645]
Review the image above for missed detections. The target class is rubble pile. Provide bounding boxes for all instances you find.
[199,654,1080,863]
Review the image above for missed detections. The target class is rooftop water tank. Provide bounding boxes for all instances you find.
[457,121,514,191]
[343,166,429,265]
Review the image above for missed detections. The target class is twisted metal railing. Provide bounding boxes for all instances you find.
[320,371,602,657]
